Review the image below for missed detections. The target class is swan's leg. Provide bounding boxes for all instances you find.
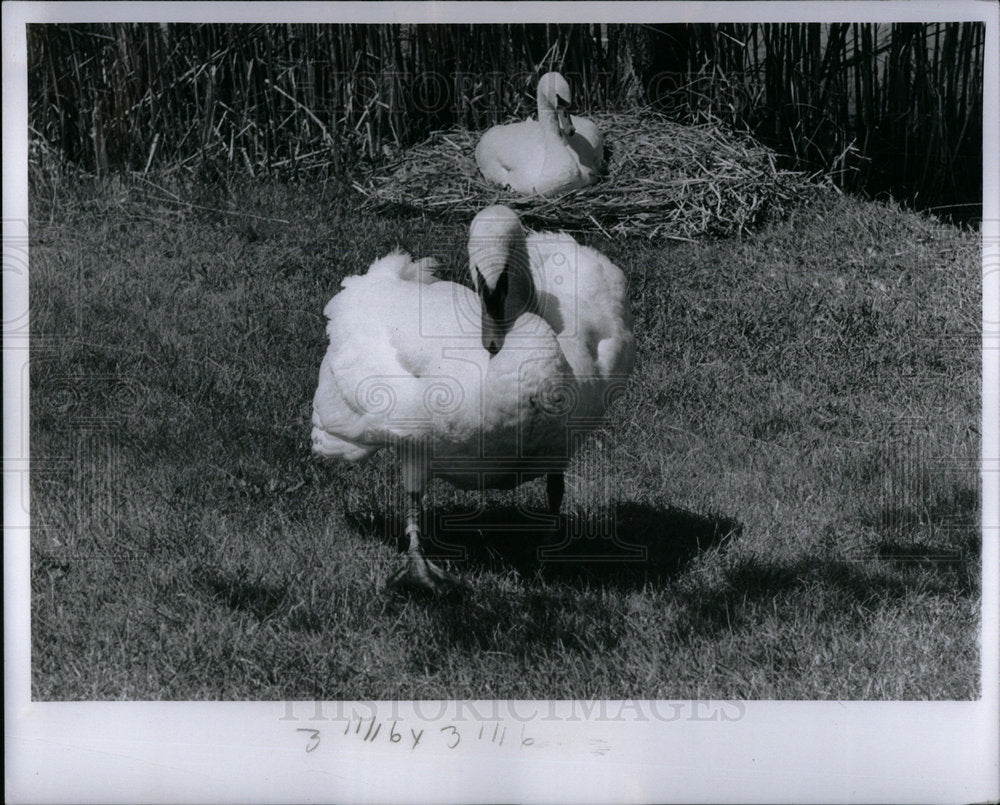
[387,440,468,593]
[546,472,565,516]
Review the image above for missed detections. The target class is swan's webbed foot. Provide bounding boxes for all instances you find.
[390,481,470,594]
[388,550,470,594]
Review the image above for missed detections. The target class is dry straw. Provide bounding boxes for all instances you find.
[354,111,813,241]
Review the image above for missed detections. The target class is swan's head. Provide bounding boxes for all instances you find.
[537,72,575,138]
[468,205,532,357]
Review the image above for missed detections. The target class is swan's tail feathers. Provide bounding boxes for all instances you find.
[310,414,378,463]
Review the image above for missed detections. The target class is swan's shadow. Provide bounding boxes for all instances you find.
[347,501,741,590]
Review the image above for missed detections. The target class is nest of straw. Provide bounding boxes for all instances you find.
[354,111,811,240]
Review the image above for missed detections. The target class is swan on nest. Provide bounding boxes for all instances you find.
[475,72,605,196]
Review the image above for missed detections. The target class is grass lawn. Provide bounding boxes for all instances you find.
[28,174,981,700]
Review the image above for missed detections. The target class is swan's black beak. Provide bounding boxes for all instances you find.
[474,262,509,358]
[482,313,504,357]
[556,106,575,138]
[556,95,575,137]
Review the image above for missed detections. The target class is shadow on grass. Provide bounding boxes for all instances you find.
[348,501,742,591]
[872,535,980,597]
[675,547,980,644]
[196,567,289,622]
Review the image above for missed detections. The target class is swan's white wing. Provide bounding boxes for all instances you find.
[312,253,488,460]
[526,232,635,417]
[476,120,546,189]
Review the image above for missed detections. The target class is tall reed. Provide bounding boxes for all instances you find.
[647,22,985,223]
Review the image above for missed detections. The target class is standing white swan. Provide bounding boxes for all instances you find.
[311,206,634,591]
[475,72,605,196]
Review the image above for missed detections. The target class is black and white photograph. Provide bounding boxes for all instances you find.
[5,1,998,802]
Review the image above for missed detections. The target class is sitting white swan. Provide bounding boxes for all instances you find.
[311,205,634,590]
[475,72,605,196]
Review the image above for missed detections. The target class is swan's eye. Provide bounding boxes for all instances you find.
[556,93,571,109]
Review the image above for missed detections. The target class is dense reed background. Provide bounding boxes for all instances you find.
[28,22,984,224]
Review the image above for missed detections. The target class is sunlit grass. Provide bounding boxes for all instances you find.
[29,176,980,700]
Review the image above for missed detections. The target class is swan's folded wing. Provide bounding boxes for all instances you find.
[476,121,553,191]
[526,232,635,387]
[312,253,491,456]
